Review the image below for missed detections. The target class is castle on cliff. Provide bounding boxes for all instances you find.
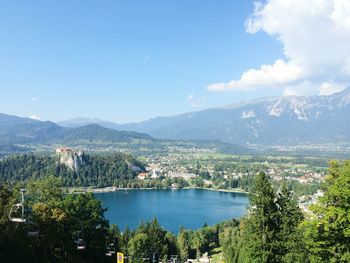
[56,148,85,171]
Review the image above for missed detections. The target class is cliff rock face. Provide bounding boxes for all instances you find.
[56,148,85,171]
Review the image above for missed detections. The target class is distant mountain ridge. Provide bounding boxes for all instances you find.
[58,117,122,130]
[0,113,66,144]
[60,124,153,145]
[0,113,252,155]
[59,89,350,145]
[0,114,152,145]
[2,88,350,147]
[123,88,350,145]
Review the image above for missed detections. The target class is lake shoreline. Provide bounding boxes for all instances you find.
[192,187,248,194]
[95,185,249,233]
[67,186,248,194]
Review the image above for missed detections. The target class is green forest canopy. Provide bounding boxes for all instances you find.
[0,159,349,262]
[0,153,145,187]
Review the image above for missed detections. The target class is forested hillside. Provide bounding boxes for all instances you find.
[0,161,349,262]
[0,153,145,187]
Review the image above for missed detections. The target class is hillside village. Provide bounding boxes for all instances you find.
[139,152,326,186]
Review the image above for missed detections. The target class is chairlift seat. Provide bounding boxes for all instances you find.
[105,243,115,256]
[76,239,86,250]
[10,217,26,223]
[77,245,86,250]
[27,231,39,237]
[9,198,26,223]
[27,222,40,237]
[76,242,86,250]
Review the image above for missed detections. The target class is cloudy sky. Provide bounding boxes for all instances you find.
[0,0,349,123]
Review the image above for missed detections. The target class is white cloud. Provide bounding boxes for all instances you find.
[319,81,346,96]
[29,115,41,120]
[331,0,350,31]
[187,93,205,108]
[208,0,350,95]
[282,81,346,96]
[283,81,320,96]
[207,59,302,91]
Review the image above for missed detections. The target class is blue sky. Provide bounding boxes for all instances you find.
[1,0,348,123]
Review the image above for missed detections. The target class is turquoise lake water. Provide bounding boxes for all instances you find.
[94,189,248,233]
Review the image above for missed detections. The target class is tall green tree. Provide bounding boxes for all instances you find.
[276,183,307,263]
[121,226,132,253]
[191,231,207,258]
[178,227,190,261]
[240,172,280,262]
[302,161,350,262]
[128,233,148,263]
[62,192,109,262]
[128,218,169,261]
[107,224,122,253]
[219,226,242,263]
[239,173,305,263]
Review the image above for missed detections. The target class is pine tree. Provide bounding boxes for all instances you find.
[177,227,190,261]
[122,226,132,253]
[219,226,242,263]
[276,183,307,262]
[241,172,280,262]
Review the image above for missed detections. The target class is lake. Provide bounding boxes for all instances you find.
[95,189,248,233]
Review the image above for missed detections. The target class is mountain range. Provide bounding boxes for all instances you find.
[0,113,152,145]
[1,89,349,149]
[0,113,252,155]
[58,88,350,145]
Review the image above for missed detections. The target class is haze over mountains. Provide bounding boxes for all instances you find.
[1,89,349,147]
[58,118,122,130]
[0,113,152,145]
[0,113,252,155]
[59,88,350,145]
